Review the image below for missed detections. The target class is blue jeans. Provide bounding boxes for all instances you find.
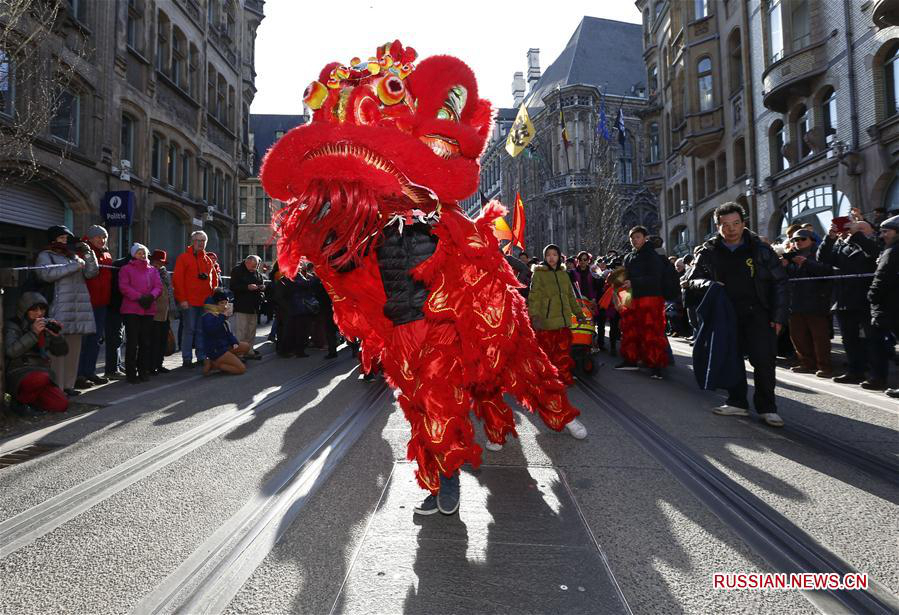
[78,306,107,378]
[180,306,206,362]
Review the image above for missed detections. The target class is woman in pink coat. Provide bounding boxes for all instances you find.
[119,243,162,383]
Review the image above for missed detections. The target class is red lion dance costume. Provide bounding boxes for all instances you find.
[260,40,581,500]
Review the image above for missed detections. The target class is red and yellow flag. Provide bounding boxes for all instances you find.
[492,214,514,243]
[511,192,526,251]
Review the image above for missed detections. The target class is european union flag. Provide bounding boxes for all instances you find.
[597,94,610,141]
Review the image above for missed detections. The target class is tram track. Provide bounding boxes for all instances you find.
[578,378,899,615]
[0,352,354,560]
[134,378,389,615]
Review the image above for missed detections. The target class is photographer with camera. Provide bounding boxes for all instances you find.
[4,293,70,415]
[783,229,834,377]
[229,254,266,360]
[173,231,219,369]
[34,225,99,396]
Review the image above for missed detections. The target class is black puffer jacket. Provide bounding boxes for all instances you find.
[623,243,669,298]
[229,262,265,314]
[785,249,833,315]
[816,232,878,311]
[686,230,789,324]
[868,241,898,332]
[376,222,438,325]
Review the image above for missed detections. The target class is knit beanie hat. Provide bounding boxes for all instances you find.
[130,242,149,257]
[85,225,108,239]
[46,225,74,242]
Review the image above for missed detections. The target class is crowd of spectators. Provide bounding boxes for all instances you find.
[4,225,342,418]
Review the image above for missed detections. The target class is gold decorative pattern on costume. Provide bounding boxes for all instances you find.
[467,232,487,248]
[477,300,505,329]
[427,273,458,315]
[424,416,449,443]
[401,359,414,381]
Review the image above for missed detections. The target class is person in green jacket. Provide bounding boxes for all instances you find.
[528,243,582,387]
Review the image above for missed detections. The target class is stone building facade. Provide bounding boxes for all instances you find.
[637,0,899,254]
[466,18,657,257]
[0,0,264,270]
[236,113,305,268]
[636,0,757,255]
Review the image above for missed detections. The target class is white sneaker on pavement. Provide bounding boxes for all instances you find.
[565,418,587,439]
[712,404,749,416]
[484,441,503,452]
[760,412,784,427]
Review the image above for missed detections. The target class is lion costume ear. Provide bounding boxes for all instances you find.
[470,99,494,141]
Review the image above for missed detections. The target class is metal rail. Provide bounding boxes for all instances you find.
[134,379,389,615]
[578,379,899,615]
[0,353,353,559]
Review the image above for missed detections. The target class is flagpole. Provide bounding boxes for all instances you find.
[558,85,572,175]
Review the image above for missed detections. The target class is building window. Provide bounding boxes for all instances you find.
[781,185,850,237]
[207,64,216,116]
[239,186,248,222]
[167,143,177,187]
[68,0,87,22]
[255,187,269,224]
[120,114,134,165]
[238,244,251,261]
[795,105,810,159]
[188,45,199,99]
[227,86,235,130]
[770,120,788,172]
[791,0,810,51]
[181,152,191,194]
[126,0,142,51]
[696,167,706,201]
[695,0,708,20]
[697,58,713,111]
[648,65,658,95]
[821,87,837,136]
[728,30,743,94]
[706,160,716,194]
[201,165,209,201]
[172,29,185,88]
[224,174,231,215]
[213,169,222,206]
[767,0,784,64]
[716,151,727,187]
[886,45,899,118]
[649,122,660,162]
[217,75,226,124]
[156,12,170,74]
[151,134,161,179]
[618,138,634,184]
[50,90,79,145]
[1,51,14,117]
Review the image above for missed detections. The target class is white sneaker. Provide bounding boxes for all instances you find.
[565,418,587,439]
[484,441,503,452]
[760,412,784,427]
[712,404,749,417]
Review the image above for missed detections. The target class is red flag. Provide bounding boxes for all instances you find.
[511,192,526,251]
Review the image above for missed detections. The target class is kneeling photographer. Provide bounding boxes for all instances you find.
[4,293,70,416]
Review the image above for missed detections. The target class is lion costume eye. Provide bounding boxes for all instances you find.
[435,85,467,122]
[304,81,328,110]
[377,75,406,106]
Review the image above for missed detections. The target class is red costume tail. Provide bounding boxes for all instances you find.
[619,295,669,369]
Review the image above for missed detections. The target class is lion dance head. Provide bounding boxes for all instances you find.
[260,40,493,273]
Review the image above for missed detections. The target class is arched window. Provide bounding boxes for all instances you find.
[706,160,716,194]
[820,87,838,136]
[156,11,170,74]
[780,186,850,236]
[697,58,713,111]
[770,120,788,172]
[886,44,899,118]
[172,28,187,88]
[717,151,727,188]
[884,175,899,213]
[150,207,185,266]
[794,105,810,159]
[767,0,784,63]
[1,50,14,117]
[681,179,689,209]
[728,30,743,94]
[649,122,660,162]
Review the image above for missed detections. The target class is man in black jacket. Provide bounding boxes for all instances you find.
[617,226,672,379]
[868,215,899,397]
[817,220,880,387]
[784,229,833,377]
[104,253,132,379]
[685,202,787,427]
[229,255,265,359]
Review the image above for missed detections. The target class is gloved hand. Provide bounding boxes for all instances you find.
[138,294,154,309]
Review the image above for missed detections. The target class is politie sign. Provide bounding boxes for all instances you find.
[100,191,134,227]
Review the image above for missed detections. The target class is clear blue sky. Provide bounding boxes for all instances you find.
[251,0,642,114]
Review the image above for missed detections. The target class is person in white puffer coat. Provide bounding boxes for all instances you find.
[35,224,99,395]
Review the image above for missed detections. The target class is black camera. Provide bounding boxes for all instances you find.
[782,251,800,261]
[197,272,209,280]
[44,320,61,334]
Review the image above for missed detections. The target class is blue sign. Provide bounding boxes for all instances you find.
[100,191,134,227]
